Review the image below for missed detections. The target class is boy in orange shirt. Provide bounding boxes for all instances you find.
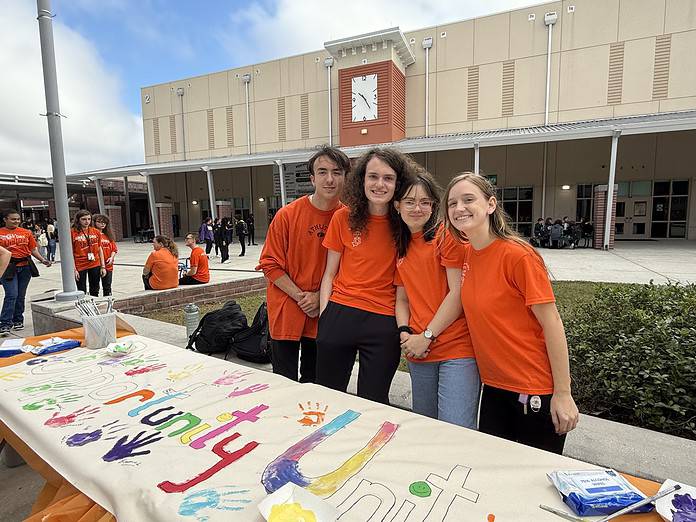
[180,233,210,285]
[257,146,350,382]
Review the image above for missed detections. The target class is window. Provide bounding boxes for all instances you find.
[498,186,534,236]
[651,180,690,239]
[576,183,596,222]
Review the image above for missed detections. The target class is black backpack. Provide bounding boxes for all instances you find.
[226,302,271,364]
[186,300,248,354]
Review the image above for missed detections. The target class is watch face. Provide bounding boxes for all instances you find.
[351,74,378,122]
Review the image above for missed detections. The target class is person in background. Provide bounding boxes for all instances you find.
[93,214,117,296]
[37,227,48,259]
[212,218,223,258]
[235,214,247,256]
[0,246,10,282]
[71,210,105,297]
[198,217,214,255]
[46,221,57,261]
[444,172,579,454]
[222,217,235,264]
[143,235,179,290]
[246,213,256,246]
[257,145,349,383]
[179,233,210,285]
[0,209,51,335]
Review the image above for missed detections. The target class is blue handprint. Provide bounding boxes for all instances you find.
[102,430,163,462]
[179,486,252,520]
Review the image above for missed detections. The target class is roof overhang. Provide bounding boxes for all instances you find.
[324,27,416,68]
[64,110,696,181]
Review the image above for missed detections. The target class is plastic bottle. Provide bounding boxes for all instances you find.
[183,303,200,340]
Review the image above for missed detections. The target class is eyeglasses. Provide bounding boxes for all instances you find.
[401,199,434,210]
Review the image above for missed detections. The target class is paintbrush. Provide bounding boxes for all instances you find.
[596,483,681,522]
[539,504,586,521]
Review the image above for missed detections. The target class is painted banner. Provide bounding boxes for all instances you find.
[0,335,596,521]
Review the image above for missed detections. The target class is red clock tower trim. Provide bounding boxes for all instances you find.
[338,60,406,147]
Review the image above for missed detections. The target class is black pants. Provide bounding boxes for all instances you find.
[214,239,222,256]
[204,239,213,255]
[237,235,246,256]
[179,275,204,285]
[77,267,101,297]
[221,241,230,263]
[478,384,566,455]
[271,337,317,383]
[143,274,153,290]
[247,228,255,245]
[316,301,400,405]
[101,270,113,296]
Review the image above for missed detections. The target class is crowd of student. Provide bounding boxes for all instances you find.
[199,214,256,261]
[532,216,595,249]
[258,145,579,455]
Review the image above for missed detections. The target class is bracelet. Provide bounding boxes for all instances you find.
[398,325,413,334]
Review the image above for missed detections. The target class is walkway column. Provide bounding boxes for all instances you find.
[474,142,480,175]
[202,166,217,220]
[122,176,131,238]
[145,173,160,236]
[94,178,106,214]
[275,160,287,207]
[603,130,621,250]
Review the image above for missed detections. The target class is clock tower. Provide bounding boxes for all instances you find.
[324,28,415,148]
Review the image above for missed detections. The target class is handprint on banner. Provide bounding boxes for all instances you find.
[168,363,204,382]
[120,354,160,367]
[0,370,25,382]
[22,392,82,411]
[212,369,252,386]
[226,383,269,398]
[20,380,72,395]
[125,363,166,376]
[179,486,253,520]
[102,430,164,462]
[297,401,329,427]
[45,406,100,428]
[64,419,128,445]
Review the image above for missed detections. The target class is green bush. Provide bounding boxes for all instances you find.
[565,283,696,439]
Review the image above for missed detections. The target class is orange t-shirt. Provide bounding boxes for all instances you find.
[322,206,397,316]
[257,196,343,340]
[145,248,179,290]
[189,246,210,283]
[0,227,36,266]
[461,239,556,395]
[99,233,118,273]
[71,227,102,272]
[394,228,474,362]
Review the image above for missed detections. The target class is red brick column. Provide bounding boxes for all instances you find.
[48,200,56,219]
[593,184,617,250]
[105,205,123,241]
[156,203,174,238]
[216,201,232,219]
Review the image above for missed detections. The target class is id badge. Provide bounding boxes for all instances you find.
[87,252,95,261]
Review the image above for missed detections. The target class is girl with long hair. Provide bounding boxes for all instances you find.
[93,214,117,296]
[143,235,179,290]
[393,168,479,428]
[317,147,414,405]
[71,210,105,297]
[443,172,578,453]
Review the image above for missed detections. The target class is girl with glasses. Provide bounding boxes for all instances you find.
[71,210,105,297]
[93,214,117,296]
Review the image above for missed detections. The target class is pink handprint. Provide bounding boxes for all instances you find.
[125,363,166,376]
[213,369,253,386]
[227,383,269,398]
[45,406,100,428]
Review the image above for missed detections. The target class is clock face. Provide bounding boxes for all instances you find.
[351,74,378,122]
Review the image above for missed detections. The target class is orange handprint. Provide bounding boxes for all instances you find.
[297,401,329,427]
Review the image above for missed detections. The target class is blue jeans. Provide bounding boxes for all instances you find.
[1,265,32,326]
[47,239,57,261]
[408,357,481,429]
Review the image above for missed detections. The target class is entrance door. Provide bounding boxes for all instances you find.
[614,181,651,239]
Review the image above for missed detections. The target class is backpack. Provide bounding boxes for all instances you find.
[550,224,563,240]
[226,302,271,364]
[186,300,248,354]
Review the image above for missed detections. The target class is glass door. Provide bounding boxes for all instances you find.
[615,181,651,239]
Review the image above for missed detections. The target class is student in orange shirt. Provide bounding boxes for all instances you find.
[71,210,106,297]
[180,232,210,285]
[257,146,349,383]
[143,235,179,290]
[93,214,118,296]
[444,172,579,454]
[317,148,414,405]
[0,209,51,335]
[393,169,480,429]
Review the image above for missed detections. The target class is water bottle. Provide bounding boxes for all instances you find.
[183,303,200,340]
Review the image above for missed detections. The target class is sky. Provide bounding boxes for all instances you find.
[0,0,539,177]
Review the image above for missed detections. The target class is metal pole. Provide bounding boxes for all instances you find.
[203,166,217,220]
[275,160,287,207]
[36,0,81,300]
[424,47,430,137]
[474,142,480,175]
[242,75,252,155]
[122,176,131,237]
[94,179,105,214]
[327,64,333,146]
[544,15,556,126]
[145,173,160,236]
[603,131,621,250]
[541,142,548,218]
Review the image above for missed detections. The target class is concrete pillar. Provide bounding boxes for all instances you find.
[122,176,131,237]
[216,200,232,219]
[94,179,106,215]
[474,143,480,175]
[145,174,159,236]
[156,203,174,238]
[105,205,123,241]
[593,184,618,250]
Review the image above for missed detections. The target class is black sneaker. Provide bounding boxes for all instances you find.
[0,325,11,336]
[13,323,24,331]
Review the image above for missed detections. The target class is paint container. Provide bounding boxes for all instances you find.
[82,312,117,349]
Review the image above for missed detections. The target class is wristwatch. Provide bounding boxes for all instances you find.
[398,325,413,335]
[423,329,436,341]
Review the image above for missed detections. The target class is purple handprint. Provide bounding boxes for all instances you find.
[227,383,269,398]
[102,430,164,462]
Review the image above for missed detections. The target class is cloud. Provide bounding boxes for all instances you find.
[219,0,540,64]
[0,0,143,177]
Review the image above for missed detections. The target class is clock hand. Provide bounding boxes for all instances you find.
[359,92,370,107]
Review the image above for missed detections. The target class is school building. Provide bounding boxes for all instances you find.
[68,0,696,244]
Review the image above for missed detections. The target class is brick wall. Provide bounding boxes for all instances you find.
[216,201,232,219]
[105,205,123,241]
[114,277,266,314]
[593,185,617,249]
[156,203,174,238]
